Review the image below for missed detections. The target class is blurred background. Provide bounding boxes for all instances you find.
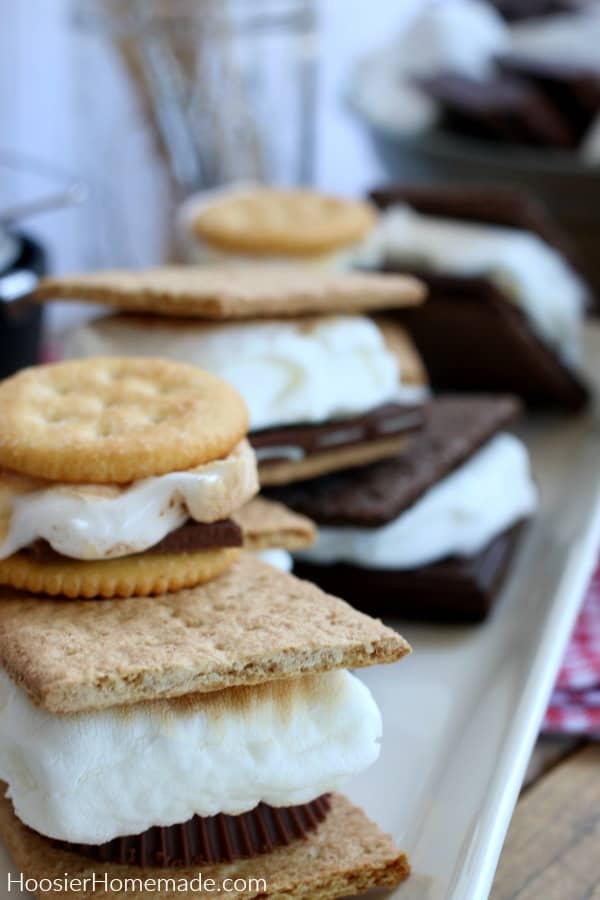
[1,0,426,272]
[2,0,599,346]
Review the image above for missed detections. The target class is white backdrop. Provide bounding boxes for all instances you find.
[0,0,421,274]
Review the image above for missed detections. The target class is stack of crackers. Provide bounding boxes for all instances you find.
[40,251,538,621]
[0,354,413,898]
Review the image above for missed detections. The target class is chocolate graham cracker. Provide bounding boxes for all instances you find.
[0,554,410,714]
[295,524,525,623]
[0,790,409,900]
[490,0,586,22]
[369,182,586,276]
[34,266,425,320]
[498,54,600,142]
[271,396,528,622]
[417,72,578,148]
[269,396,521,527]
[369,183,591,411]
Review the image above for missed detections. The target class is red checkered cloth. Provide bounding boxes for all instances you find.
[543,560,600,736]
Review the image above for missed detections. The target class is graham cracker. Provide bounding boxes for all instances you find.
[0,790,409,900]
[234,497,316,551]
[34,266,426,320]
[376,316,429,387]
[258,433,412,487]
[0,553,410,714]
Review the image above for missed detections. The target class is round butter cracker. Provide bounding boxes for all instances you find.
[192,187,377,256]
[0,357,248,483]
[0,547,240,599]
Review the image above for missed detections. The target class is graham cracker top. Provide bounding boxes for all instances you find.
[235,496,317,551]
[0,554,410,714]
[34,265,426,320]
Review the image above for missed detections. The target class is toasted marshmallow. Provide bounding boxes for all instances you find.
[0,440,258,561]
[298,433,537,569]
[0,669,382,844]
[64,315,419,432]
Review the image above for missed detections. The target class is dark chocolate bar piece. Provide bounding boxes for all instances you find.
[418,72,578,148]
[24,518,243,563]
[268,396,521,527]
[55,795,331,868]
[294,525,525,623]
[250,402,425,466]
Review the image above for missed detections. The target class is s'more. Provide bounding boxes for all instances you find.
[0,554,412,898]
[0,357,313,597]
[35,266,428,486]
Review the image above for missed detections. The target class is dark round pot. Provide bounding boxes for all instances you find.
[0,232,46,378]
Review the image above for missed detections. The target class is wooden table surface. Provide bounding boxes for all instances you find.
[491,738,600,899]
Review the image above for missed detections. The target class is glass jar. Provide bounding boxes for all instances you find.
[71,0,319,266]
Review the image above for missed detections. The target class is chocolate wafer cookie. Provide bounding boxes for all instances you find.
[369,183,591,411]
[417,71,578,148]
[498,54,600,142]
[491,0,587,22]
[295,525,525,623]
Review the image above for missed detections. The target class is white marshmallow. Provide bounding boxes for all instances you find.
[0,440,258,561]
[63,315,414,431]
[0,669,382,844]
[374,205,588,365]
[297,433,537,569]
[351,0,509,134]
[256,548,293,572]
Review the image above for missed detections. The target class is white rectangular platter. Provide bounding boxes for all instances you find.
[1,326,600,900]
[346,322,600,900]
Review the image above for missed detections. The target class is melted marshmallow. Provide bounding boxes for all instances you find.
[64,315,411,431]
[298,433,537,569]
[374,206,587,365]
[0,440,258,561]
[0,669,382,844]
